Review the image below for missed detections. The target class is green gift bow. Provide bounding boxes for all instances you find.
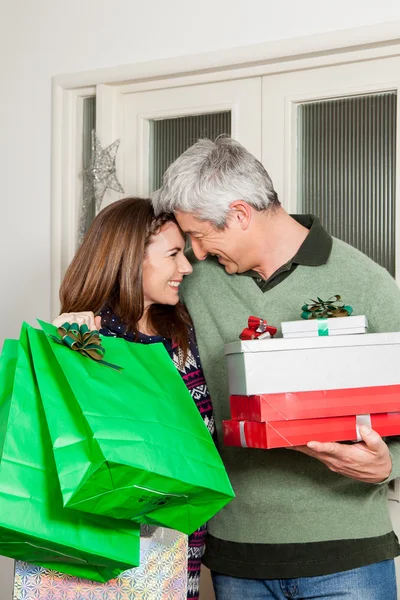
[50,322,122,371]
[301,295,353,320]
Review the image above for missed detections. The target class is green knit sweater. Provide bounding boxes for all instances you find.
[180,236,400,578]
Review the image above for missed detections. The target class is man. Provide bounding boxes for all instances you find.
[153,137,400,600]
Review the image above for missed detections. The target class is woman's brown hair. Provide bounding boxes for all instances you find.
[60,197,191,353]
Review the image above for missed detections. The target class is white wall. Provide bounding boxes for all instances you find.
[2,1,400,598]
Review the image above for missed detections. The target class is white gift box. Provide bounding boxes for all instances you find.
[281,315,368,338]
[225,332,400,396]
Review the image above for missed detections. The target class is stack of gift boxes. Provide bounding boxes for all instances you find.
[223,309,400,449]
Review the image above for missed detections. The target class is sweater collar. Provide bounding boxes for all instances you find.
[242,214,332,275]
[237,214,332,291]
[289,214,332,267]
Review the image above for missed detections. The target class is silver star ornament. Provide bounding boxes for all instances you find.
[85,131,124,212]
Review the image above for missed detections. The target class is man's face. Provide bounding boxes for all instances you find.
[175,211,243,275]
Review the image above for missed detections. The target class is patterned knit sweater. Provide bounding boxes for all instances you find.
[99,308,216,600]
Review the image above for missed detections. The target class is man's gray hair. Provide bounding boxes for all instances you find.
[152,137,280,227]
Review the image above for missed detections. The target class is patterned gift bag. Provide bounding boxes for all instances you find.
[13,528,187,600]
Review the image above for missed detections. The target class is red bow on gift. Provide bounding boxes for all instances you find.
[239,316,277,340]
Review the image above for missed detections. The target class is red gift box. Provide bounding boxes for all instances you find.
[230,385,400,422]
[223,412,400,449]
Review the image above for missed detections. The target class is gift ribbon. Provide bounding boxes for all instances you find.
[239,316,277,340]
[239,422,248,447]
[317,319,329,336]
[356,414,372,441]
[301,295,353,320]
[50,322,122,371]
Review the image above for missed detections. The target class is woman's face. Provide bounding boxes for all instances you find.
[142,222,193,309]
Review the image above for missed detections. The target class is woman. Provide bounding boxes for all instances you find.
[54,197,216,600]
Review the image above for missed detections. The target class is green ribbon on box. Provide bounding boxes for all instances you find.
[317,319,329,336]
[50,322,122,371]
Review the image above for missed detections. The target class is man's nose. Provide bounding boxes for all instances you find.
[191,239,208,261]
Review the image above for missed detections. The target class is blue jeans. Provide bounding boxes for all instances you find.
[211,560,397,599]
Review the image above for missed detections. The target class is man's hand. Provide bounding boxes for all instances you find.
[291,426,392,483]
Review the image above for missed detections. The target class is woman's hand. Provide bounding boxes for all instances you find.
[52,311,101,331]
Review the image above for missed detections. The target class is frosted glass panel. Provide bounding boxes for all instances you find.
[298,92,396,276]
[149,111,231,193]
[79,96,96,245]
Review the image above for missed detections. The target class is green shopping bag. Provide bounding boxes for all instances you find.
[35,320,234,535]
[0,326,140,582]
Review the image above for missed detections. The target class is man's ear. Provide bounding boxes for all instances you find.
[228,200,252,230]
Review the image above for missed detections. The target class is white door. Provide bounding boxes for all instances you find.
[97,77,262,203]
[262,55,400,280]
